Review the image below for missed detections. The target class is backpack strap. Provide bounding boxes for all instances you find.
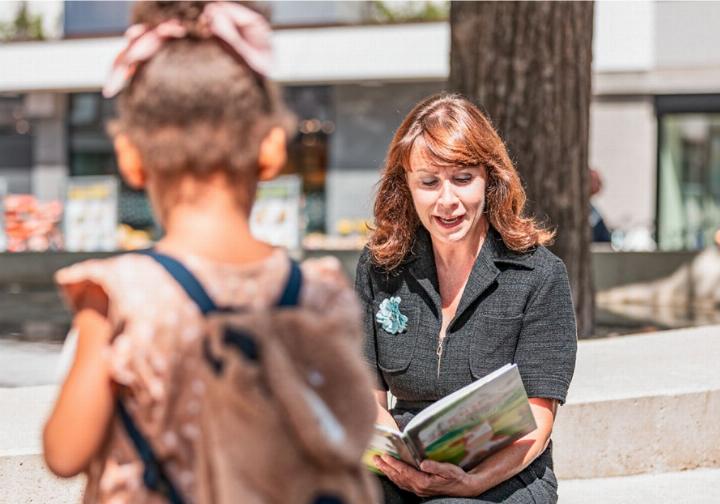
[115,249,302,502]
[138,249,218,314]
[139,249,303,311]
[116,399,185,504]
[276,258,303,307]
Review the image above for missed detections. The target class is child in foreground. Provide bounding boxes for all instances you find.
[43,2,377,503]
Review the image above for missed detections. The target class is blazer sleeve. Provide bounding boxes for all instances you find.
[514,256,577,404]
[354,248,388,391]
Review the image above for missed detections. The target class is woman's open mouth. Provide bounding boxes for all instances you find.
[434,215,464,229]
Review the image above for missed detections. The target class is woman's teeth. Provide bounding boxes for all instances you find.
[436,216,462,226]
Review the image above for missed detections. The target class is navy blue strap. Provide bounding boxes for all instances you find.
[119,250,302,501]
[138,249,217,314]
[276,259,303,307]
[116,399,185,504]
[139,249,303,311]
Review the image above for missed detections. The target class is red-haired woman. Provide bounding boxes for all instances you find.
[355,94,577,503]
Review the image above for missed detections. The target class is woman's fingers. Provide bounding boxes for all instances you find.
[377,455,433,494]
[420,460,465,480]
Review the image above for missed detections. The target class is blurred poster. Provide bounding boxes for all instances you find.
[2,194,63,253]
[0,179,6,252]
[64,176,118,252]
[250,175,302,250]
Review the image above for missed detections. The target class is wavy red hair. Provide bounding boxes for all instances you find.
[369,93,554,270]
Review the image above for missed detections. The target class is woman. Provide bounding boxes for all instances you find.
[355,93,577,503]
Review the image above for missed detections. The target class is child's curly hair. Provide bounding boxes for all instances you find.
[110,1,294,186]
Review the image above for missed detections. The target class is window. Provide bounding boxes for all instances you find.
[67,93,155,230]
[657,96,720,250]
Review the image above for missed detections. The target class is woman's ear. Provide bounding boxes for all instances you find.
[258,127,287,182]
[113,134,146,189]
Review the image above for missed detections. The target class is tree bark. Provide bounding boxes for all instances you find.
[449,1,595,337]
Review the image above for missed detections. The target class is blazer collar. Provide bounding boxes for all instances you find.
[405,226,536,325]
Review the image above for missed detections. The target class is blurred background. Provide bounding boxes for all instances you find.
[1,3,720,502]
[1,0,720,370]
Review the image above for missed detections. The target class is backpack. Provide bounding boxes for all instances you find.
[117,250,380,504]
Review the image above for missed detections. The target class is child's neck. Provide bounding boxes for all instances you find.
[155,173,274,265]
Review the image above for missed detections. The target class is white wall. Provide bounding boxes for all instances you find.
[589,98,657,234]
[655,1,720,69]
[593,1,655,72]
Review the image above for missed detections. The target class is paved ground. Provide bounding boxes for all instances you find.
[0,340,63,387]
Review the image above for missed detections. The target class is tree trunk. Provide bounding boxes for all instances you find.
[449,1,595,337]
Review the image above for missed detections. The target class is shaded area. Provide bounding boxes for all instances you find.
[0,286,71,342]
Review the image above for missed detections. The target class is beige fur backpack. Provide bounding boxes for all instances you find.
[116,250,379,504]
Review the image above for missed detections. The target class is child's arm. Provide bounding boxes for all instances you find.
[43,286,116,478]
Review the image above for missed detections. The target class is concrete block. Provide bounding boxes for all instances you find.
[559,468,720,504]
[554,325,720,479]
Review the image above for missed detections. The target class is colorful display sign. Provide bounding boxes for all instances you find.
[63,176,118,252]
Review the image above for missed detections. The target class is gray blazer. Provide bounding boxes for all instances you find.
[354,226,577,501]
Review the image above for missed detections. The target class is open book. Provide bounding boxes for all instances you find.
[363,364,536,473]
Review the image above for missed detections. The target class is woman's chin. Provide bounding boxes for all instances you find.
[429,225,469,243]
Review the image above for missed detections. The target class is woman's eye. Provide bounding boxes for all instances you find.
[454,175,472,184]
[421,178,438,187]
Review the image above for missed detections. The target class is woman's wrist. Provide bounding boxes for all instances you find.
[458,470,487,497]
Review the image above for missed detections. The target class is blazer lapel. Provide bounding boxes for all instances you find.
[405,228,442,315]
[404,226,535,328]
[450,232,500,329]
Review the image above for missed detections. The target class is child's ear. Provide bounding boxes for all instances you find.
[258,127,287,182]
[113,134,146,189]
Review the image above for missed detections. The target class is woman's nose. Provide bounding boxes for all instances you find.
[438,180,459,207]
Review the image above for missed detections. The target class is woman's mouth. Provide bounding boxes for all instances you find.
[434,215,464,229]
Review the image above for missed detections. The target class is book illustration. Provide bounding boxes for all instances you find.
[363,364,536,474]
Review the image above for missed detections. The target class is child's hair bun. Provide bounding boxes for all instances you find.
[110,1,293,191]
[132,1,268,38]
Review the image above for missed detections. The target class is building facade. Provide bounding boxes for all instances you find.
[1,1,719,251]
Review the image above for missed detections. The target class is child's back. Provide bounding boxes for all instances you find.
[56,250,375,503]
[43,2,378,503]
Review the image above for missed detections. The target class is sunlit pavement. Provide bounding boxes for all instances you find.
[0,340,62,387]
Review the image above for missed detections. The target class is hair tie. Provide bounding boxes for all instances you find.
[103,2,272,98]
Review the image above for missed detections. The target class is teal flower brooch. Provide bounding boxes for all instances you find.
[376,296,408,334]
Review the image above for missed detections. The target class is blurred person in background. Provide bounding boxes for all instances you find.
[589,167,611,243]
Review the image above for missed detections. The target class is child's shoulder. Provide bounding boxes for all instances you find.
[298,255,357,313]
[54,253,168,314]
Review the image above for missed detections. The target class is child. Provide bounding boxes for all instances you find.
[43,2,377,503]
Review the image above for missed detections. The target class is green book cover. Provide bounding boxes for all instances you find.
[364,364,537,473]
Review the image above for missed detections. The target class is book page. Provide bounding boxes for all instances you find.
[404,364,537,470]
[362,425,419,473]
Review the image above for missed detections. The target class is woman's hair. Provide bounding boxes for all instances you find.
[368,93,554,270]
[109,1,293,186]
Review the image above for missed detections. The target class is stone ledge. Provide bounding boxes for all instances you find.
[559,468,720,504]
[553,324,720,479]
[2,325,719,499]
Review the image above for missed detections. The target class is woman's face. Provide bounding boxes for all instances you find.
[406,143,488,246]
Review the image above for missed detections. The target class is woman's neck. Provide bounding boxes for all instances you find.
[154,172,274,265]
[431,218,490,272]
[431,218,489,309]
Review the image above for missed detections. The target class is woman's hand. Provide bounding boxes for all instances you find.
[374,455,479,498]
